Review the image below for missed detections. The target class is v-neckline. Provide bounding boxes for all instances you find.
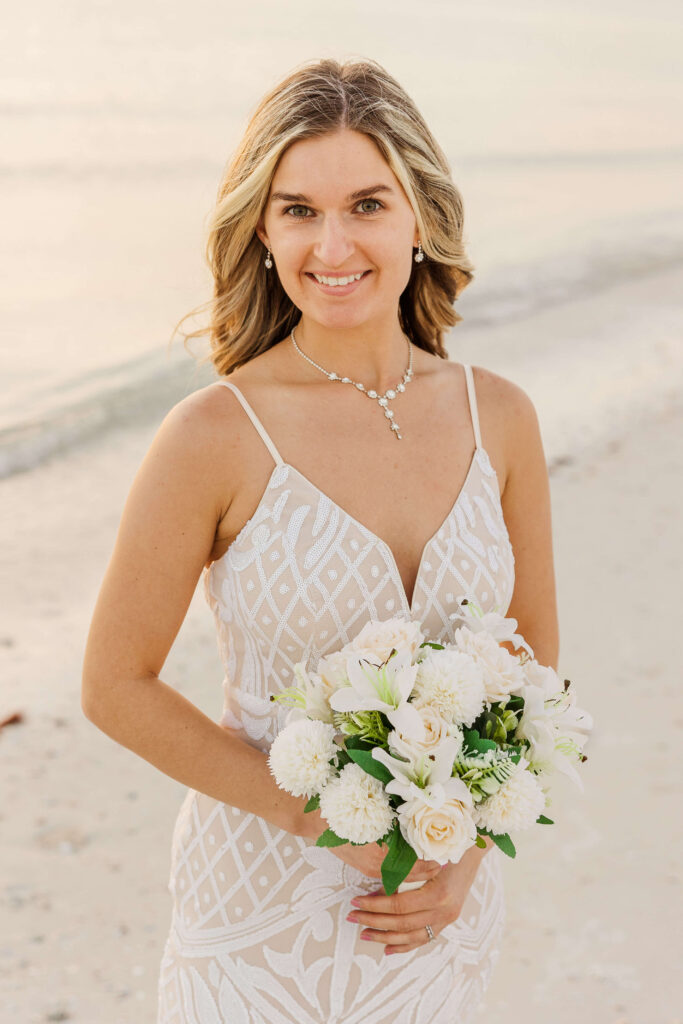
[275,448,485,617]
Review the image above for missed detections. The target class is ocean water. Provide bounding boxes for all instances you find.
[1,0,682,476]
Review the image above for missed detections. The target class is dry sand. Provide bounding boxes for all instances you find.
[1,276,682,1022]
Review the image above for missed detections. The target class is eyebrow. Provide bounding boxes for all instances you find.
[269,184,395,204]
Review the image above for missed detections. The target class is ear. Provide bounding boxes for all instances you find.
[255,216,269,250]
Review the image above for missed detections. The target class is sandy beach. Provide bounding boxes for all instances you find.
[1,261,681,1022]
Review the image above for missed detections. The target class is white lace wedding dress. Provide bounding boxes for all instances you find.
[157,364,515,1023]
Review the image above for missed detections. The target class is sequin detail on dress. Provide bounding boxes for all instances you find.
[157,365,515,1023]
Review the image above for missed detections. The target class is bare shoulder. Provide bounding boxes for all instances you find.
[146,380,255,513]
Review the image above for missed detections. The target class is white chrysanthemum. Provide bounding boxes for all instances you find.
[267,719,338,798]
[319,763,396,844]
[344,617,426,665]
[474,760,546,833]
[412,648,486,726]
[453,627,525,703]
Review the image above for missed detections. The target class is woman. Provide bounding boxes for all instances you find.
[82,57,557,1023]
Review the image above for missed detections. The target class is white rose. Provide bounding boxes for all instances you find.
[344,618,425,665]
[398,781,477,865]
[412,648,485,726]
[522,658,562,696]
[389,704,463,761]
[453,627,525,703]
[316,649,356,690]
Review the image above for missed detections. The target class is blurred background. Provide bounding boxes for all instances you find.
[1,1,681,1021]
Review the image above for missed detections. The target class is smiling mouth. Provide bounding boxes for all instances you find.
[306,270,371,288]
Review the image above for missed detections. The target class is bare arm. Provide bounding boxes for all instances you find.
[492,371,559,670]
[81,388,317,838]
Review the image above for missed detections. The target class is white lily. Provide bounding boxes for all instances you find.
[449,599,533,657]
[372,734,469,809]
[282,662,335,726]
[517,682,593,789]
[329,648,425,740]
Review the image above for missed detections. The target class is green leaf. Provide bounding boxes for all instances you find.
[489,832,516,858]
[304,794,320,813]
[380,823,418,895]
[344,735,374,751]
[537,814,554,825]
[506,695,525,713]
[475,834,487,849]
[346,748,393,785]
[315,828,348,848]
[463,729,498,754]
[419,641,445,651]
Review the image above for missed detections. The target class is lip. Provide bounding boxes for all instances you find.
[306,270,371,296]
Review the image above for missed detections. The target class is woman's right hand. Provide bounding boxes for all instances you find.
[303,808,442,886]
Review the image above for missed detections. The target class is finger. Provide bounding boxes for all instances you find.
[384,940,427,955]
[351,889,436,916]
[347,909,433,932]
[360,925,435,949]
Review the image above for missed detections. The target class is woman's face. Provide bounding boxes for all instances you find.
[257,128,419,332]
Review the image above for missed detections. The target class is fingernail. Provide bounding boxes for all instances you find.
[346,913,357,922]
[361,934,372,941]
[350,898,361,908]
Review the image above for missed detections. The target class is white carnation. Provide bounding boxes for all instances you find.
[319,763,396,844]
[267,719,338,798]
[474,760,546,833]
[413,648,485,726]
[453,627,525,703]
[345,617,425,665]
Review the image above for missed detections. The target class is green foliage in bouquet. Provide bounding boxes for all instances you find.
[333,709,390,746]
[452,749,517,803]
[477,827,516,858]
[377,822,417,896]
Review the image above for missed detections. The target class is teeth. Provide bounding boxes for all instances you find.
[313,272,364,287]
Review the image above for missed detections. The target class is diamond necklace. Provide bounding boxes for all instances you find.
[290,326,414,440]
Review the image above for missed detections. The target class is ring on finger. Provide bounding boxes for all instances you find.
[425,924,434,942]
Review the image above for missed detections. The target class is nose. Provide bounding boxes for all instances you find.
[313,214,355,269]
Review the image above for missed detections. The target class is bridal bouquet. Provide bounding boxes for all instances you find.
[267,601,592,895]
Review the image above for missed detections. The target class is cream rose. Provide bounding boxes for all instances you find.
[453,627,525,703]
[344,618,425,665]
[398,785,477,865]
[389,704,462,761]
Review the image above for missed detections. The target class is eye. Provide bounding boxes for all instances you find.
[357,198,383,214]
[284,204,312,220]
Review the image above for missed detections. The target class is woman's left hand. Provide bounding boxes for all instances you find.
[345,838,494,956]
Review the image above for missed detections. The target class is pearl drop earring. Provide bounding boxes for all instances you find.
[264,248,273,269]
[414,240,424,263]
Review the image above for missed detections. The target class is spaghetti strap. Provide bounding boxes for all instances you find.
[214,380,284,467]
[463,364,483,449]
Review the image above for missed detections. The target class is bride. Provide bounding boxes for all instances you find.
[82,57,558,1022]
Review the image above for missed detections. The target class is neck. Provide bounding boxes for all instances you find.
[291,317,412,395]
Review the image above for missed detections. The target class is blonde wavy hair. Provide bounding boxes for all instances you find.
[177,57,475,376]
